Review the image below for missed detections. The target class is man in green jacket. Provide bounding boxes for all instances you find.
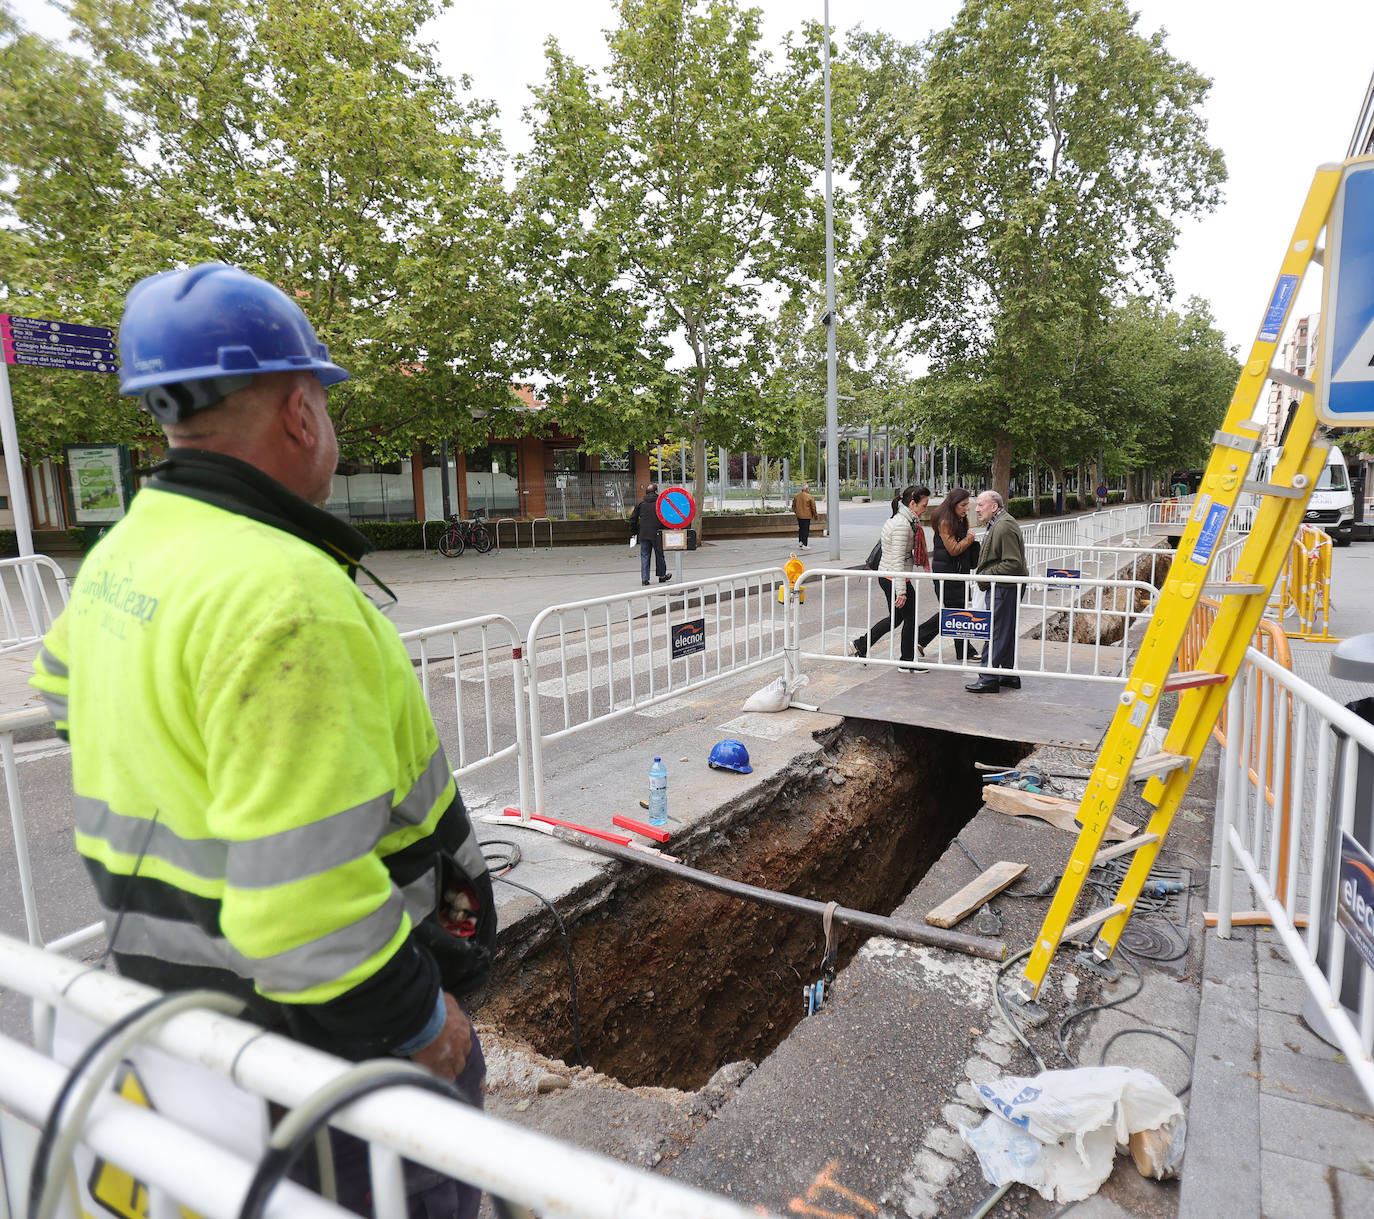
[965,490,1029,693]
[32,264,492,1215]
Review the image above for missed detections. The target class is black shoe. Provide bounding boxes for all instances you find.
[850,637,867,658]
[658,574,672,583]
[999,677,1021,689]
[965,679,1001,693]
[642,580,650,586]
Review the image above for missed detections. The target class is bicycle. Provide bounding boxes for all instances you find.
[437,511,494,558]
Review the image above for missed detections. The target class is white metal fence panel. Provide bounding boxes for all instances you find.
[1215,648,1374,1106]
[524,569,788,816]
[791,568,1158,683]
[398,614,533,812]
[0,555,69,656]
[0,934,781,1219]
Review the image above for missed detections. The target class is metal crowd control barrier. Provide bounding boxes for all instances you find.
[532,517,554,549]
[398,614,533,816]
[1215,648,1374,1107]
[0,934,782,1219]
[0,554,69,656]
[1274,524,1337,641]
[789,567,1159,684]
[525,568,788,816]
[1,705,104,956]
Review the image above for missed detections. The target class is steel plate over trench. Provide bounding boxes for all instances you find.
[817,667,1123,750]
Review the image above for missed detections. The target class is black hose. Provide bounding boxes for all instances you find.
[492,873,589,1069]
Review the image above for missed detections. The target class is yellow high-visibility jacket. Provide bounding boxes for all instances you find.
[32,450,493,1058]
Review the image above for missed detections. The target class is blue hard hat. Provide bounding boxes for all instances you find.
[118,263,350,422]
[708,739,753,774]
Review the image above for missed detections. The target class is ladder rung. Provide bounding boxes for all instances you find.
[1093,833,1161,865]
[1202,582,1268,596]
[1130,751,1191,781]
[1269,367,1315,396]
[1163,670,1228,692]
[1063,903,1128,942]
[1242,479,1307,499]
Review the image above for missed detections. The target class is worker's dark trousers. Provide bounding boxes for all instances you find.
[978,584,1019,680]
[797,517,812,546]
[318,1026,487,1218]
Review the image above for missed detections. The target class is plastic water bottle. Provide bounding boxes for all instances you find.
[648,756,668,826]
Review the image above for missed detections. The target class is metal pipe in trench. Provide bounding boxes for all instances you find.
[551,829,1007,962]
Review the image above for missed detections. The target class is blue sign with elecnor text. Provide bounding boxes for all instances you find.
[1046,568,1080,580]
[940,608,990,641]
[1336,832,1374,972]
[1189,501,1229,567]
[1318,160,1374,425]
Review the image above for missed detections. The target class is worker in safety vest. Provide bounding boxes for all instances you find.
[31,264,494,1216]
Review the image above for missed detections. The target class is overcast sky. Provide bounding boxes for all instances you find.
[19,0,1374,356]
[429,0,1374,357]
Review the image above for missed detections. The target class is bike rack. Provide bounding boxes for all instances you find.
[421,519,447,554]
[494,518,519,550]
[531,517,554,550]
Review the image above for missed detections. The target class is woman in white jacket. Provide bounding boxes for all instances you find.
[852,485,928,666]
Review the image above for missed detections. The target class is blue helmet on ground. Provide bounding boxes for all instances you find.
[118,263,350,424]
[708,739,753,774]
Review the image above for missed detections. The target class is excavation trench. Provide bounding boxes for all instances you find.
[474,722,1025,1091]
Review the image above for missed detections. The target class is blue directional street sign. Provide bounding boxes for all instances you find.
[1318,157,1374,426]
[0,313,118,374]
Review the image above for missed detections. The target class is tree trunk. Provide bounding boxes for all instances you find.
[993,430,1013,503]
[1049,458,1066,514]
[692,433,708,539]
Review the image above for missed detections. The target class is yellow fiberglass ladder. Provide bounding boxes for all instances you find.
[1011,156,1374,1015]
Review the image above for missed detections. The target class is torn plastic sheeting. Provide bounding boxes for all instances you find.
[959,1066,1186,1203]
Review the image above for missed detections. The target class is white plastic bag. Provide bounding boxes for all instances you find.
[960,1066,1185,1203]
[742,673,810,713]
[629,535,637,548]
[971,586,989,612]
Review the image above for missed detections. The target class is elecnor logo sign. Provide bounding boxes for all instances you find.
[671,617,706,661]
[940,609,991,641]
[1337,832,1374,972]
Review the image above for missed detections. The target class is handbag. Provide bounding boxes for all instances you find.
[865,538,883,570]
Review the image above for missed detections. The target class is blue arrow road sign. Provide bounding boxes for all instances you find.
[1319,158,1374,425]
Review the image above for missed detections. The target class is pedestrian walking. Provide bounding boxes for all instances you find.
[917,486,980,661]
[965,490,1029,693]
[31,264,494,1217]
[852,486,927,669]
[791,482,818,549]
[628,482,671,584]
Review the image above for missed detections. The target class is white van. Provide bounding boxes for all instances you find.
[1250,444,1354,545]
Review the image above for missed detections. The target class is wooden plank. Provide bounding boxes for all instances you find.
[925,860,1029,929]
[982,784,1137,843]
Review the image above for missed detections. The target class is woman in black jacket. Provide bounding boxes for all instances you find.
[917,486,979,660]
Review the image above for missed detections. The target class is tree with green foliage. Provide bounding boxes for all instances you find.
[515,0,831,492]
[0,0,521,461]
[849,0,1225,499]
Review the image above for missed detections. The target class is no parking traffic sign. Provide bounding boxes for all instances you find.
[1318,156,1374,426]
[655,485,695,529]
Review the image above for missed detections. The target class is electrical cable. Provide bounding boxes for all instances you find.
[28,988,246,1219]
[1097,1027,1194,1098]
[1055,950,1143,1068]
[481,839,522,877]
[993,947,1048,1073]
[966,1180,1012,1219]
[491,873,588,1069]
[236,1065,463,1219]
[955,838,1058,900]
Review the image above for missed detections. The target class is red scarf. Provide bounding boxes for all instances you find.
[912,522,929,571]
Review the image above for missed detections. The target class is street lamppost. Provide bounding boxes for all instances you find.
[823,0,840,562]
